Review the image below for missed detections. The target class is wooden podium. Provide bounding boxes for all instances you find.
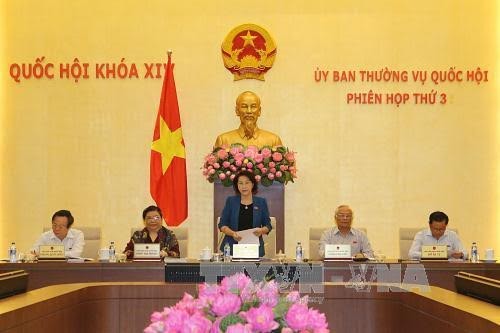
[213,181,284,253]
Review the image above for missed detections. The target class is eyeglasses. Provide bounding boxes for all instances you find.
[146,216,161,221]
[52,223,68,229]
[336,214,352,219]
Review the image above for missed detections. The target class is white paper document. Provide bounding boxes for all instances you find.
[238,228,259,244]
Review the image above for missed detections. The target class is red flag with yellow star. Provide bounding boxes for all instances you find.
[150,53,187,226]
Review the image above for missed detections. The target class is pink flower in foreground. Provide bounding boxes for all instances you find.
[183,313,212,333]
[257,163,264,169]
[275,171,282,178]
[308,308,329,331]
[198,283,221,305]
[226,323,253,333]
[270,168,276,174]
[284,303,309,331]
[218,173,226,180]
[257,280,279,307]
[284,151,295,162]
[268,161,276,168]
[144,321,164,333]
[235,160,242,167]
[267,173,275,180]
[254,154,263,163]
[286,291,300,303]
[209,169,216,175]
[205,154,216,164]
[230,146,243,155]
[211,292,241,317]
[280,165,288,171]
[230,165,237,172]
[244,148,256,159]
[254,175,261,182]
[272,152,283,162]
[281,328,293,333]
[261,148,272,158]
[243,305,279,333]
[217,149,228,160]
[246,162,253,169]
[163,308,190,331]
[222,161,231,168]
[221,272,252,293]
[234,153,245,161]
[213,162,220,169]
[230,174,236,181]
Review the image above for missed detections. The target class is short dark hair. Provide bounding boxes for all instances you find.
[52,210,74,228]
[142,205,162,220]
[232,170,258,195]
[428,211,449,225]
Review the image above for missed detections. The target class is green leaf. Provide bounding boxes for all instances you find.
[220,314,245,332]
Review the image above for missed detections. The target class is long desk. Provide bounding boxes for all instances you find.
[0,260,499,292]
[0,282,498,333]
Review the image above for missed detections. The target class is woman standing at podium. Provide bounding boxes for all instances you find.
[218,170,272,257]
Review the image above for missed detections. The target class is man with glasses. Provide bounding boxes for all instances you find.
[318,205,374,258]
[408,211,466,260]
[31,210,85,258]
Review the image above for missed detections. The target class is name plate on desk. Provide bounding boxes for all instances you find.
[232,244,259,261]
[324,244,351,260]
[134,243,160,259]
[38,245,65,259]
[421,245,447,259]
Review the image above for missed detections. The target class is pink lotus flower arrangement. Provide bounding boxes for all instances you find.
[202,145,297,187]
[144,273,329,333]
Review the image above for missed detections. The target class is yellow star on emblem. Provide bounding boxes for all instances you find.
[240,30,257,47]
[151,116,185,174]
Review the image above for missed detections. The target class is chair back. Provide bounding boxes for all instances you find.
[309,227,367,261]
[43,226,101,259]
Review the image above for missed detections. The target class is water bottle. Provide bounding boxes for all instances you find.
[9,242,17,263]
[109,241,116,263]
[295,242,303,262]
[223,243,231,262]
[470,242,478,263]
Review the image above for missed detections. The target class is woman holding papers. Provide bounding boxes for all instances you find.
[123,205,180,259]
[218,170,273,257]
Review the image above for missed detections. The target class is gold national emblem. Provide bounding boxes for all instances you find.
[221,23,277,81]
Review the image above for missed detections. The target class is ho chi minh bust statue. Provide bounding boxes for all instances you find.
[214,91,283,149]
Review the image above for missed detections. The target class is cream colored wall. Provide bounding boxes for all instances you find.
[1,0,498,259]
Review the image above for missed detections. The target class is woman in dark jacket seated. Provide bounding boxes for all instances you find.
[124,205,180,259]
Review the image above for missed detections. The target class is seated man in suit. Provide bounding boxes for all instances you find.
[408,211,466,260]
[318,205,374,258]
[31,210,85,258]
